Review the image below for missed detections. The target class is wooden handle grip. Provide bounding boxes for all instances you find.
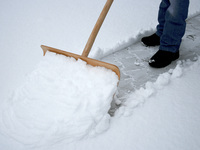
[81,0,114,57]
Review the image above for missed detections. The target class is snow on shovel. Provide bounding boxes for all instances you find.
[41,0,120,79]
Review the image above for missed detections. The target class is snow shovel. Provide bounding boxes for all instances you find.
[41,0,120,79]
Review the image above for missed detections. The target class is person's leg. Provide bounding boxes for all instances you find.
[141,0,170,46]
[159,0,190,53]
[156,0,170,37]
[149,0,190,68]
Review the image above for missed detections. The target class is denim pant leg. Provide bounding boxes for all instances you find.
[156,0,170,37]
[156,0,189,53]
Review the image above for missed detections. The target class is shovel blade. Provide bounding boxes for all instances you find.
[41,45,120,79]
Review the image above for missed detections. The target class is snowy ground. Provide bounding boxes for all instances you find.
[1,0,200,150]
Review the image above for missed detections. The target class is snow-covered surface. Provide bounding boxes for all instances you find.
[0,0,200,150]
[102,14,200,108]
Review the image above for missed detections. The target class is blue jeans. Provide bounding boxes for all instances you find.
[156,0,189,53]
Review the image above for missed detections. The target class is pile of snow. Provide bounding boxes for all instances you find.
[0,52,118,146]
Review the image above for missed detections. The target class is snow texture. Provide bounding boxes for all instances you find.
[0,52,118,146]
[0,0,200,150]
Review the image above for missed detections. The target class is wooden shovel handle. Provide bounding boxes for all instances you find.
[81,0,114,57]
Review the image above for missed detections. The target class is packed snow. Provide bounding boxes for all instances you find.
[0,0,200,150]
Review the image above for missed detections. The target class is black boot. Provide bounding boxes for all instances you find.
[149,50,179,68]
[141,33,160,46]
